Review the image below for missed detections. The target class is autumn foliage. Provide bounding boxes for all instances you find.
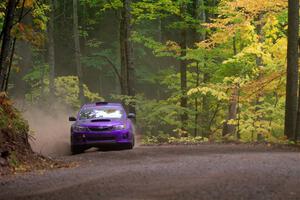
[0,0,297,148]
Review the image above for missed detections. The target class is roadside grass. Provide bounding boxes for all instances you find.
[141,134,300,149]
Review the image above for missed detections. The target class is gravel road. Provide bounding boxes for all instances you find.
[1,144,300,200]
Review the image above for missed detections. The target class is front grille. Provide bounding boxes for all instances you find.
[89,126,113,132]
[87,136,115,141]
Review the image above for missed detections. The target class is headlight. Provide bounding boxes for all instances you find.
[113,124,126,130]
[73,125,89,132]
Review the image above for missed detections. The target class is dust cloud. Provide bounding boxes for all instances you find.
[132,124,142,147]
[22,104,75,156]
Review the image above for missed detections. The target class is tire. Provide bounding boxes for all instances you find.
[126,135,135,149]
[71,146,85,155]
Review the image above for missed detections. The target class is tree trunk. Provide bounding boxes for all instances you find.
[120,0,135,113]
[192,0,206,136]
[201,71,209,136]
[125,0,135,113]
[294,41,300,142]
[222,86,238,136]
[156,17,163,100]
[120,5,127,96]
[40,65,46,100]
[194,62,200,136]
[222,36,238,137]
[192,0,198,137]
[0,0,16,92]
[254,14,266,141]
[179,30,188,132]
[3,0,28,93]
[179,4,188,133]
[72,0,85,104]
[9,6,33,101]
[48,0,56,99]
[200,0,210,137]
[285,0,299,140]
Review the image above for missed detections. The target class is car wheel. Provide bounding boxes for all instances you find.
[126,135,135,149]
[71,146,84,155]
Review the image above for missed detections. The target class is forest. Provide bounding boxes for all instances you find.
[0,0,300,149]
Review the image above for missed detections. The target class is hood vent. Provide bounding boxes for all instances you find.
[91,119,111,122]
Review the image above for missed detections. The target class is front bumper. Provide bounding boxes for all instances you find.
[71,129,133,147]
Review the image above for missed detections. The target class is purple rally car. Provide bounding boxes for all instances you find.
[69,102,135,154]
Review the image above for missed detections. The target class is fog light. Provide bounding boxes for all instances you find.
[123,133,129,139]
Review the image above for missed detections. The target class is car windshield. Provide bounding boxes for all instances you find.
[79,107,124,120]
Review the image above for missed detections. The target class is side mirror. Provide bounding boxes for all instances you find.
[128,113,136,119]
[69,116,77,121]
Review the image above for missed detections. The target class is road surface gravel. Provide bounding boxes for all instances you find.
[0,144,300,200]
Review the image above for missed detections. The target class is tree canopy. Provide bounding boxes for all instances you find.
[0,0,299,144]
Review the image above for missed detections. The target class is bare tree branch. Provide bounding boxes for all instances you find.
[101,55,122,88]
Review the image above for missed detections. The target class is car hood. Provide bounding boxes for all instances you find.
[76,119,126,127]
